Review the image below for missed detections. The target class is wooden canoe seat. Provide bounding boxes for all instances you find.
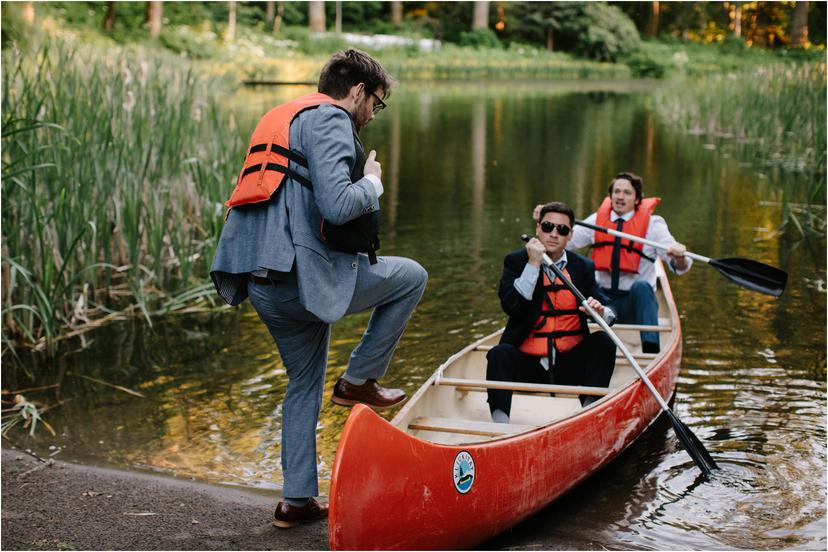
[408,416,536,437]
[436,377,610,396]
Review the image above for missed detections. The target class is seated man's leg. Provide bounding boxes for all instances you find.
[582,331,616,390]
[486,343,524,420]
[343,256,428,382]
[628,280,660,353]
[553,332,615,406]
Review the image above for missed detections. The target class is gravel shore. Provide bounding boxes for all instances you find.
[1,449,327,550]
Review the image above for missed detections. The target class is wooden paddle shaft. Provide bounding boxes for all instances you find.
[540,255,672,413]
[575,220,711,264]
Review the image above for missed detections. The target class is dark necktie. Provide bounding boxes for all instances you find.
[610,218,624,290]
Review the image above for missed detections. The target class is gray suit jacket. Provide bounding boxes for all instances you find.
[210,103,380,323]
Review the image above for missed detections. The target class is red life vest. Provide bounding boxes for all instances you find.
[519,268,584,357]
[225,93,335,208]
[591,197,661,275]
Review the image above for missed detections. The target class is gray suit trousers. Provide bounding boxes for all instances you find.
[248,254,427,498]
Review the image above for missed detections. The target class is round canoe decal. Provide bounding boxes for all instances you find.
[453,451,475,494]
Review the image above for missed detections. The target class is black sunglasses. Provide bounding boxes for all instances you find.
[540,221,571,236]
[370,91,386,114]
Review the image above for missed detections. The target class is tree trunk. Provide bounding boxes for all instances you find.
[472,1,489,30]
[790,1,809,47]
[274,1,283,33]
[733,2,742,37]
[226,0,236,42]
[335,1,342,34]
[309,1,326,33]
[21,1,34,25]
[391,1,403,26]
[646,1,659,38]
[546,27,553,50]
[147,1,162,38]
[266,1,275,24]
[104,1,116,32]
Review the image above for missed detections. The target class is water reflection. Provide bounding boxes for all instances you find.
[9,81,826,550]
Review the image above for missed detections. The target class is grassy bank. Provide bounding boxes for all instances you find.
[652,60,827,236]
[1,38,241,355]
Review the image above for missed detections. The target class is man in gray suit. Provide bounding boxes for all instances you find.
[211,50,427,528]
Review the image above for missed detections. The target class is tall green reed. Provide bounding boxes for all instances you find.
[653,61,827,236]
[2,38,243,356]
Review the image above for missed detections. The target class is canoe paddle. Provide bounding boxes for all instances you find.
[520,234,719,476]
[574,220,787,297]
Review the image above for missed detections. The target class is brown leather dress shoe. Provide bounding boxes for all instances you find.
[272,498,329,529]
[331,378,406,409]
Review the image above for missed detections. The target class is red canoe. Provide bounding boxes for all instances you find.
[328,260,682,550]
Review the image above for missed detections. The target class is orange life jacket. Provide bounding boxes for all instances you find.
[223,93,381,263]
[591,197,661,275]
[519,268,585,357]
[225,93,335,208]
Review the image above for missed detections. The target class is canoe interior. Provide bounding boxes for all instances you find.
[392,260,676,446]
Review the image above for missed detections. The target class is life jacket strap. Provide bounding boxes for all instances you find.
[241,162,313,190]
[591,241,655,263]
[533,329,584,338]
[248,142,309,168]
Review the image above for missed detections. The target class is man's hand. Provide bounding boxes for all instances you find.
[579,296,605,317]
[532,203,544,222]
[364,150,382,180]
[666,242,689,270]
[525,237,545,268]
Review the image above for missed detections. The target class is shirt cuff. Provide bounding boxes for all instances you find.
[514,263,540,301]
[364,174,384,198]
[603,306,616,325]
[669,255,693,275]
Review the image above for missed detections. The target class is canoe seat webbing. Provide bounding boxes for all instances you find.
[437,378,610,396]
[408,416,536,437]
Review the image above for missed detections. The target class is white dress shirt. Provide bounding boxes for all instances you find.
[568,210,692,291]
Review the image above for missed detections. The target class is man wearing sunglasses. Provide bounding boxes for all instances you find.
[535,172,691,354]
[486,202,617,424]
[211,49,427,529]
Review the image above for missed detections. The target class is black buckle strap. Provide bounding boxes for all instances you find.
[241,162,313,190]
[534,329,584,338]
[592,240,655,263]
[248,143,309,168]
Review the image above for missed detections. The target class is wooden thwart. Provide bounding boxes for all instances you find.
[437,377,611,396]
[409,416,536,437]
[472,345,659,361]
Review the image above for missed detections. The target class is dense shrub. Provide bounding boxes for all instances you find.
[458,29,502,50]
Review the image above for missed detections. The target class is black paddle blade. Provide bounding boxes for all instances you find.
[666,409,719,476]
[709,257,787,297]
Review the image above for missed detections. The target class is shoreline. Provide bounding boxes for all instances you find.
[0,448,328,550]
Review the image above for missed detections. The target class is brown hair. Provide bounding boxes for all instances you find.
[538,202,575,227]
[318,49,395,100]
[607,171,643,201]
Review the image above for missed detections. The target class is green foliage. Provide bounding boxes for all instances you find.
[1,3,33,50]
[576,3,642,62]
[719,35,747,54]
[2,38,241,350]
[458,29,502,50]
[504,2,641,62]
[653,61,826,234]
[624,48,667,78]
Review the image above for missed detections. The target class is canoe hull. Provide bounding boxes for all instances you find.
[328,335,681,550]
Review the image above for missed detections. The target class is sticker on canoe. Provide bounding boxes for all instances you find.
[453,451,475,494]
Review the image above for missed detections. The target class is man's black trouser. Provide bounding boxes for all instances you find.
[485,332,616,414]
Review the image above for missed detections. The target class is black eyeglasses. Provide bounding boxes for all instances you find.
[370,91,386,114]
[540,221,571,236]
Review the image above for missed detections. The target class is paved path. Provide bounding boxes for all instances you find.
[1,449,327,550]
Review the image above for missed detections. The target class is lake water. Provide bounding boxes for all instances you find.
[11,81,826,550]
